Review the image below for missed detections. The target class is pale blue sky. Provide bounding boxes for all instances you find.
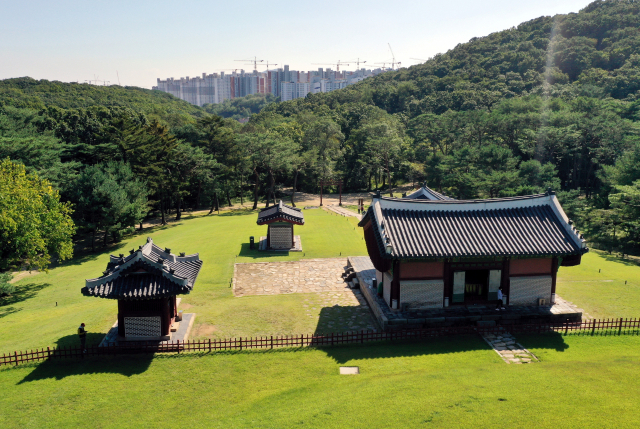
[0,0,594,88]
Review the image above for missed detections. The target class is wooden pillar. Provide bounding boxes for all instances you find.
[161,298,171,336]
[502,258,511,305]
[339,183,342,206]
[551,256,559,296]
[443,259,452,305]
[320,183,323,206]
[291,224,294,248]
[117,300,125,337]
[266,225,271,248]
[390,259,401,309]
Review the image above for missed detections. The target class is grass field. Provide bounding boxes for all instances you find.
[0,208,367,352]
[556,250,640,318]
[3,207,640,428]
[1,334,639,428]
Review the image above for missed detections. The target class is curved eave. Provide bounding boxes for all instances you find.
[257,217,305,226]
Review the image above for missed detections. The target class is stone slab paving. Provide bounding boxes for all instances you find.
[554,295,592,319]
[481,328,539,364]
[233,258,380,332]
[324,205,363,220]
[233,258,350,296]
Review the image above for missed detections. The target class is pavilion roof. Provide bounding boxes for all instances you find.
[405,185,455,201]
[358,192,587,260]
[257,200,304,225]
[81,237,203,300]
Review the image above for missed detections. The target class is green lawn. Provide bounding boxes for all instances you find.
[556,250,640,318]
[1,208,367,352]
[3,207,640,428]
[1,334,639,428]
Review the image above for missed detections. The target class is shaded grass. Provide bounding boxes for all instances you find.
[556,251,640,318]
[1,334,639,428]
[0,209,367,352]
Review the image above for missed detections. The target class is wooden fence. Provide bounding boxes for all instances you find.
[2,318,639,367]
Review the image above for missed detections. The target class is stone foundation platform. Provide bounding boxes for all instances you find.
[348,256,583,331]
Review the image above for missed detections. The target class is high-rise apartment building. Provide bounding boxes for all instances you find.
[153,64,386,107]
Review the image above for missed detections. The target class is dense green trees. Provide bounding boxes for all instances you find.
[203,93,277,120]
[0,159,74,271]
[2,0,640,254]
[72,162,149,250]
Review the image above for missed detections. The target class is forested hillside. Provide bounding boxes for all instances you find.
[203,93,277,120]
[1,0,640,256]
[0,77,205,126]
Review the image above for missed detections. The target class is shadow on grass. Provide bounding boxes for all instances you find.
[0,282,53,308]
[313,304,379,336]
[506,332,569,352]
[0,306,20,319]
[219,209,256,217]
[320,335,491,364]
[596,251,640,268]
[18,333,153,384]
[238,243,290,259]
[17,354,153,384]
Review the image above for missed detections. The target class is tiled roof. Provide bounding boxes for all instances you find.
[405,186,454,201]
[82,237,203,300]
[359,192,587,260]
[257,200,304,225]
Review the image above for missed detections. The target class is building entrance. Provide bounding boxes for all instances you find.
[464,269,489,303]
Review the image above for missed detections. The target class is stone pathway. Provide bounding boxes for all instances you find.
[481,329,539,364]
[233,258,350,296]
[324,205,363,219]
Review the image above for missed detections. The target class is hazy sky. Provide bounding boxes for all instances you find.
[1,0,595,89]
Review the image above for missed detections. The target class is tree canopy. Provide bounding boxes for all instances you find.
[0,159,75,271]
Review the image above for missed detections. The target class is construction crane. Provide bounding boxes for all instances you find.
[344,58,367,69]
[235,57,263,71]
[312,60,350,72]
[410,57,427,63]
[253,61,278,71]
[373,62,388,70]
[388,43,401,69]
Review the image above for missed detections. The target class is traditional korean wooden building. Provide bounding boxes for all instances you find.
[257,200,304,250]
[81,238,203,340]
[358,189,587,311]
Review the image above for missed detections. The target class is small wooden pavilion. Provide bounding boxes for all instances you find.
[359,189,587,311]
[257,200,305,250]
[81,237,203,340]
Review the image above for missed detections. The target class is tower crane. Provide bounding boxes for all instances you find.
[344,58,367,70]
[312,60,350,72]
[253,61,278,71]
[410,57,427,63]
[388,43,401,69]
[235,57,264,71]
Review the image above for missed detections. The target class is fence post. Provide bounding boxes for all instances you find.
[177,339,180,354]
[564,321,569,335]
[619,318,623,335]
[15,351,18,366]
[591,319,596,335]
[240,337,242,351]
[271,336,273,350]
[209,338,211,352]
